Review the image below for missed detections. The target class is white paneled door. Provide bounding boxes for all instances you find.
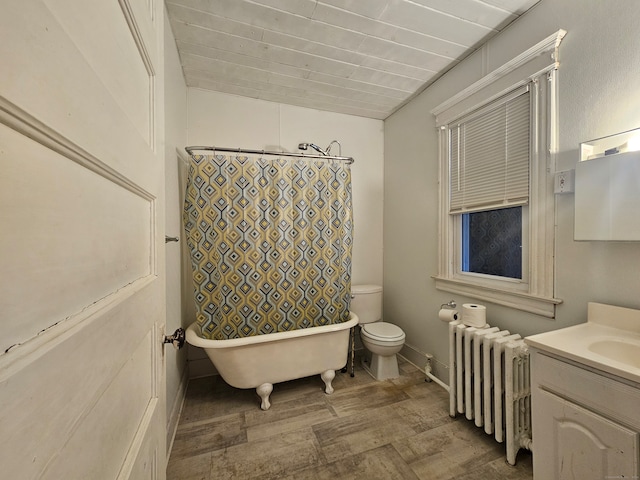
[0,1,166,478]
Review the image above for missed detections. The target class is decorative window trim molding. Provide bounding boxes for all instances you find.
[433,30,566,319]
[432,29,566,124]
[432,276,562,318]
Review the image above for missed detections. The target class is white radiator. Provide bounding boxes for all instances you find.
[448,320,533,465]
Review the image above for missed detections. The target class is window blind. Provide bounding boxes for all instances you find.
[449,87,530,214]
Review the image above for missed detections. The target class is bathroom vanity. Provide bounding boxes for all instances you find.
[525,303,640,479]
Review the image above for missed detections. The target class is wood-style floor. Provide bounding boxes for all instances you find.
[167,355,533,480]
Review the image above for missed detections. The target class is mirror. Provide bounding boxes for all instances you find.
[575,129,640,241]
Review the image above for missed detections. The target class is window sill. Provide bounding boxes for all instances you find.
[433,276,562,318]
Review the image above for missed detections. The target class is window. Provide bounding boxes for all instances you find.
[432,30,565,318]
[462,207,522,279]
[451,88,529,283]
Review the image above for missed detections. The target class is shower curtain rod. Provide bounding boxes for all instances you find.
[185,146,355,164]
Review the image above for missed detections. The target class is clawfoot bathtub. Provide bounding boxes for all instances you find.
[185,313,359,410]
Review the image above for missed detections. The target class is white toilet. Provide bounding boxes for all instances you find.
[351,284,406,380]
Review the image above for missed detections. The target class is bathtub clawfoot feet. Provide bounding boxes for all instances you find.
[321,369,335,395]
[257,383,273,410]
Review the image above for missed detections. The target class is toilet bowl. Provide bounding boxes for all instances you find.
[350,284,406,380]
[360,321,406,380]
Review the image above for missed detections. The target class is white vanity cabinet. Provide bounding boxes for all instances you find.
[530,350,640,479]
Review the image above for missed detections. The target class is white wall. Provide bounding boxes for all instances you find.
[384,0,640,379]
[163,8,188,450]
[186,88,384,374]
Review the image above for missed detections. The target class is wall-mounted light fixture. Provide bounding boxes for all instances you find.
[581,127,640,159]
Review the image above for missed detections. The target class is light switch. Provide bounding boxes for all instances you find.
[554,169,574,194]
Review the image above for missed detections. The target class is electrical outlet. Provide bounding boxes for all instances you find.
[554,169,575,194]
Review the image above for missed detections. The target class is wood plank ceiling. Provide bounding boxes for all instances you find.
[166,0,540,119]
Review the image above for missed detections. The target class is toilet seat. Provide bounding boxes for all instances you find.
[361,322,405,342]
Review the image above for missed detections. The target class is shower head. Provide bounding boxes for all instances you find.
[298,143,328,156]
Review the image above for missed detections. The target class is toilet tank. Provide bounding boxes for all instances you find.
[350,284,383,324]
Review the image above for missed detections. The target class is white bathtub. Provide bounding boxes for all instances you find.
[185,313,359,410]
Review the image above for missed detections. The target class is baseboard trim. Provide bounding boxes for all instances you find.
[401,342,449,383]
[166,366,189,459]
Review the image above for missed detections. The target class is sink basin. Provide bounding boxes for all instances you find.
[588,339,640,369]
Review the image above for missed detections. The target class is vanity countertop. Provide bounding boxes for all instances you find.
[525,302,640,384]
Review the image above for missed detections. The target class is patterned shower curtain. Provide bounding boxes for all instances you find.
[183,154,353,340]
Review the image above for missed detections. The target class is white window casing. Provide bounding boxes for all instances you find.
[432,30,566,318]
